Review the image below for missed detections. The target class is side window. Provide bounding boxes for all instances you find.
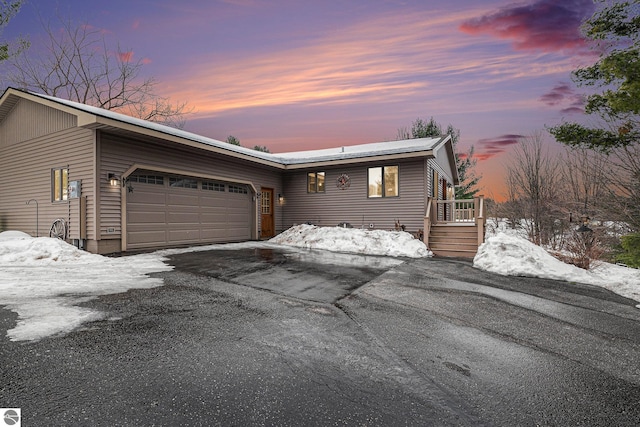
[307,172,325,193]
[52,168,69,202]
[368,166,398,198]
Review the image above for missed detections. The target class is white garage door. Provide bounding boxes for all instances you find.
[126,174,252,251]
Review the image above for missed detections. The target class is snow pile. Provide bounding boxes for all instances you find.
[474,233,594,282]
[270,224,432,258]
[474,233,640,306]
[0,231,172,341]
[0,232,103,264]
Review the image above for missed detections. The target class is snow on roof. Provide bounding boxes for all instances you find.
[26,90,278,163]
[276,136,446,164]
[23,90,446,166]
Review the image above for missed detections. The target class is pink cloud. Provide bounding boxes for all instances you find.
[119,51,134,62]
[132,20,140,30]
[141,57,152,65]
[459,0,594,53]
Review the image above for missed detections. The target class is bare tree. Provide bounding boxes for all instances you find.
[6,17,191,128]
[562,146,609,221]
[504,132,566,246]
[603,144,640,232]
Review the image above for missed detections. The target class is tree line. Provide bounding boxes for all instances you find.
[497,0,640,267]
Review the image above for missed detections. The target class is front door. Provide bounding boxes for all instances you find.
[261,188,274,238]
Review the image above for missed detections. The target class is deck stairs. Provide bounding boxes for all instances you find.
[424,196,486,258]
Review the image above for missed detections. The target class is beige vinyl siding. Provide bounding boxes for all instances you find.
[433,144,455,184]
[427,156,454,200]
[98,132,284,239]
[282,159,427,233]
[0,123,95,238]
[0,98,77,147]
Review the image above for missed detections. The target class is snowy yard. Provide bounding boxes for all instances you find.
[1,223,639,341]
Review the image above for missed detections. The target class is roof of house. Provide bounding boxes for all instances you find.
[0,88,458,180]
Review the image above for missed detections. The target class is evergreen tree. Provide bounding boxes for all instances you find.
[549,0,640,150]
[0,1,28,63]
[226,135,241,146]
[398,117,480,199]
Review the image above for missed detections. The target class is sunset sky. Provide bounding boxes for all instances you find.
[2,0,599,200]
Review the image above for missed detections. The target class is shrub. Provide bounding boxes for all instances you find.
[616,233,640,268]
[561,228,606,270]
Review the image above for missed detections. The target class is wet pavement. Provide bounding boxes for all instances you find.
[1,248,640,426]
[167,247,403,303]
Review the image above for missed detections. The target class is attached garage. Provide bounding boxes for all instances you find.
[125,172,254,251]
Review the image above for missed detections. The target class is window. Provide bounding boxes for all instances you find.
[129,174,164,185]
[203,181,225,192]
[307,172,325,193]
[368,166,398,198]
[52,168,69,202]
[228,184,248,194]
[261,190,271,214]
[432,170,439,197]
[169,177,198,189]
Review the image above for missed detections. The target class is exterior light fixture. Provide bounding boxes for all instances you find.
[278,193,284,204]
[108,173,119,187]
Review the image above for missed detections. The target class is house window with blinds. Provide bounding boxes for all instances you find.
[368,166,398,198]
[52,168,69,202]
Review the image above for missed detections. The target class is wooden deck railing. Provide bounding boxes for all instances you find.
[423,195,486,252]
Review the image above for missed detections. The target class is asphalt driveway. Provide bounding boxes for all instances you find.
[1,247,640,426]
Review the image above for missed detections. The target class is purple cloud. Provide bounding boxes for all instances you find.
[560,107,584,115]
[540,83,574,106]
[540,82,585,114]
[459,0,595,53]
[475,134,524,160]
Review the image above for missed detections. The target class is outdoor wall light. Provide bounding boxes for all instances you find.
[278,193,284,204]
[108,173,119,187]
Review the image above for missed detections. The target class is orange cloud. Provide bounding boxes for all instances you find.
[163,7,577,121]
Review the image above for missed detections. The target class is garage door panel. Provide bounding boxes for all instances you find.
[128,211,166,223]
[227,227,251,240]
[167,211,200,224]
[200,212,228,223]
[127,230,167,246]
[200,228,229,240]
[168,229,201,242]
[167,193,199,206]
[128,190,166,204]
[127,175,253,250]
[228,207,250,217]
[200,194,227,207]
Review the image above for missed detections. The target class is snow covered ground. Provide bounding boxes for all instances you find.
[1,223,639,342]
[474,233,640,307]
[0,231,173,341]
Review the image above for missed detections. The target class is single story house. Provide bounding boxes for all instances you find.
[0,88,459,254]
